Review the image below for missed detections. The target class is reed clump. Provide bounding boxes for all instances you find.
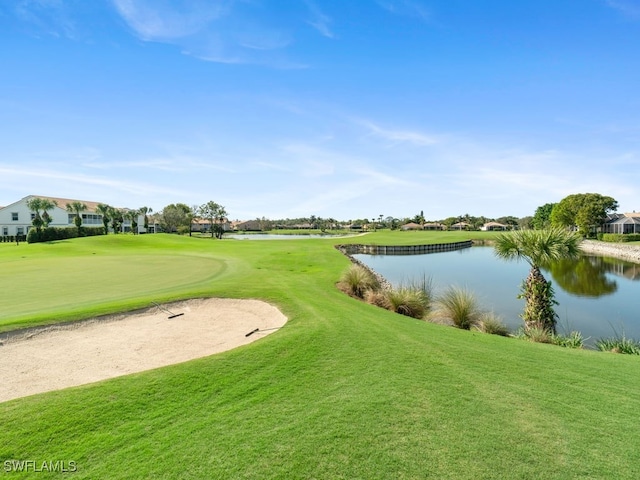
[430,286,482,330]
[338,264,380,299]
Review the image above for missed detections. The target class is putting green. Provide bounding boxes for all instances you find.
[1,254,225,327]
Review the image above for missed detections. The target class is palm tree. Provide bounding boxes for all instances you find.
[139,206,152,232]
[125,209,140,234]
[96,203,111,235]
[214,205,228,239]
[65,201,87,235]
[26,197,57,232]
[493,227,582,334]
[108,206,124,234]
[39,198,57,228]
[26,197,45,232]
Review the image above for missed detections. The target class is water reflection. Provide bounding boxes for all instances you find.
[542,257,618,298]
[542,256,640,298]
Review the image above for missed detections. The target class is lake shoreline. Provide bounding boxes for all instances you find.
[340,240,640,294]
[579,240,640,263]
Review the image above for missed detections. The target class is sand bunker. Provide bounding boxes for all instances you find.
[0,298,287,403]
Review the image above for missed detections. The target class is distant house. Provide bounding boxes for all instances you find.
[293,223,314,230]
[194,218,231,234]
[480,222,508,231]
[450,222,471,231]
[423,222,445,231]
[400,222,423,231]
[0,195,150,237]
[602,213,640,235]
[233,220,263,231]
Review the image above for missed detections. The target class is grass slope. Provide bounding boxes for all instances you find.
[1,233,639,479]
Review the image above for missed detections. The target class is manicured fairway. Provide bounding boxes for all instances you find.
[1,232,639,479]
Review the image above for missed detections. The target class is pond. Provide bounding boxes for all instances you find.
[227,234,348,240]
[353,246,640,343]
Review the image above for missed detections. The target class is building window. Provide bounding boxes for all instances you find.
[68,214,76,224]
[11,212,18,221]
[81,213,101,225]
[17,227,24,235]
[2,227,7,236]
[30,213,36,220]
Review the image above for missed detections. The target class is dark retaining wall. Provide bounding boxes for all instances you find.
[335,240,474,291]
[336,240,473,256]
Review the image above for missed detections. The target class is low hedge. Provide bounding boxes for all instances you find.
[27,226,104,243]
[601,233,640,243]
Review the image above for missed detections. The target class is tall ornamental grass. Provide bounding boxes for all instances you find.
[431,286,482,330]
[380,277,433,319]
[338,263,380,298]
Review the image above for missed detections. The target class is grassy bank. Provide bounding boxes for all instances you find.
[1,232,639,478]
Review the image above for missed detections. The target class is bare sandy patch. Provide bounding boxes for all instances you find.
[0,298,287,403]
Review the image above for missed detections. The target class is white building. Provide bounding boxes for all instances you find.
[0,195,150,237]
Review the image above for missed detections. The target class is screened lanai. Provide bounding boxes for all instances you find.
[603,215,640,234]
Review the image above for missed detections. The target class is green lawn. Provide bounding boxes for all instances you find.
[1,232,639,479]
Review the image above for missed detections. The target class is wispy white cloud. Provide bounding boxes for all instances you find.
[358,120,441,146]
[352,166,415,187]
[13,0,79,38]
[0,166,183,200]
[605,0,640,19]
[109,0,331,66]
[111,0,228,40]
[83,159,182,172]
[250,161,291,172]
[375,0,431,22]
[83,157,235,173]
[305,0,335,39]
[280,166,414,218]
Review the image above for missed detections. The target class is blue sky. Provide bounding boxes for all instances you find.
[1,0,639,221]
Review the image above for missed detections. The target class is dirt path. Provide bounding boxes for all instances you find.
[0,298,287,403]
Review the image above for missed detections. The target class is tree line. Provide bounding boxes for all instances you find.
[532,193,618,237]
[157,201,228,238]
[24,191,618,239]
[24,198,228,239]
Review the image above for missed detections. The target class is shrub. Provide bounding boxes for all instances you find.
[27,226,104,243]
[339,264,380,299]
[364,290,389,309]
[431,286,482,330]
[382,286,431,319]
[601,233,640,243]
[475,313,510,336]
[515,324,553,344]
[595,336,640,355]
[552,331,585,349]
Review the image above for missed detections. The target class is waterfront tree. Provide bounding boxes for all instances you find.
[160,203,190,234]
[551,193,618,237]
[213,205,228,239]
[493,227,582,334]
[186,205,199,236]
[518,216,533,230]
[532,203,556,230]
[198,201,227,239]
